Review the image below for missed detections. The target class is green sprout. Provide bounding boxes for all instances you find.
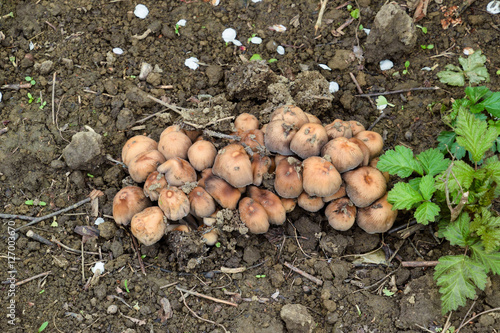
[359,24,364,30]
[376,96,395,110]
[355,304,362,316]
[124,279,130,293]
[416,25,428,34]
[174,24,180,35]
[215,242,221,248]
[382,288,395,297]
[39,289,45,294]
[267,58,278,63]
[39,101,47,110]
[9,56,17,67]
[141,254,146,259]
[25,76,36,85]
[249,54,263,61]
[27,93,34,103]
[402,60,410,75]
[87,173,94,178]
[38,321,49,332]
[350,8,360,19]
[496,69,500,76]
[25,200,47,206]
[346,4,352,10]
[421,44,434,50]
[255,274,266,278]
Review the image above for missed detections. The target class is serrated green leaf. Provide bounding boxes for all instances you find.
[470,208,500,253]
[470,243,500,274]
[414,201,440,225]
[387,182,423,210]
[455,107,499,162]
[464,86,490,104]
[466,66,490,85]
[437,131,456,153]
[434,255,487,314]
[459,51,487,72]
[408,177,421,192]
[442,212,471,246]
[377,146,423,177]
[416,148,451,177]
[481,91,500,118]
[437,70,465,86]
[435,160,475,195]
[419,174,436,200]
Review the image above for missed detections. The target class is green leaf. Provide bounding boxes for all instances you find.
[459,51,489,85]
[382,288,395,296]
[442,213,471,246]
[408,177,421,192]
[470,208,500,253]
[414,201,440,225]
[481,91,500,118]
[464,86,490,104]
[455,107,499,162]
[434,255,487,314]
[435,160,475,195]
[437,131,456,153]
[249,54,263,61]
[377,146,423,177]
[387,182,423,210]
[470,243,500,274]
[419,174,436,200]
[38,321,49,332]
[25,200,34,205]
[416,148,450,177]
[437,64,465,86]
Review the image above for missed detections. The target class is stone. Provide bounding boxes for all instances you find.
[98,221,118,240]
[280,304,315,333]
[327,49,354,70]
[38,60,54,75]
[62,131,103,170]
[206,64,223,86]
[116,108,135,130]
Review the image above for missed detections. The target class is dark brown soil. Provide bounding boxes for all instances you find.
[1,0,499,332]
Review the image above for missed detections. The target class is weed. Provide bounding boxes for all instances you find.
[421,44,434,50]
[416,24,428,33]
[27,93,34,104]
[255,274,266,278]
[25,76,36,85]
[436,51,490,86]
[9,56,17,67]
[402,61,410,75]
[25,199,47,206]
[38,321,49,332]
[124,279,130,293]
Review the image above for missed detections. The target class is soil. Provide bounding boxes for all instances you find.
[1,0,499,332]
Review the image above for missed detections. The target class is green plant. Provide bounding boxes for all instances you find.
[38,321,49,332]
[124,279,130,293]
[416,24,428,33]
[436,51,490,86]
[377,88,500,315]
[402,61,410,75]
[255,274,266,278]
[9,56,17,67]
[25,76,36,85]
[27,93,35,103]
[39,100,47,110]
[376,96,394,111]
[421,44,434,50]
[496,69,500,76]
[249,54,263,61]
[350,8,360,19]
[174,23,180,35]
[25,199,47,206]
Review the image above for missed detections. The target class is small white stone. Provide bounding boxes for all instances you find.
[329,81,340,93]
[250,36,262,44]
[29,41,35,50]
[277,46,285,55]
[222,28,237,43]
[232,39,242,46]
[0,91,2,103]
[176,19,187,27]
[487,1,500,14]
[379,59,394,71]
[269,24,286,32]
[252,0,263,2]
[421,67,432,71]
[92,262,105,274]
[318,64,332,71]
[112,47,124,55]
[463,47,474,55]
[94,217,104,225]
[185,57,199,70]
[363,28,371,35]
[134,4,149,19]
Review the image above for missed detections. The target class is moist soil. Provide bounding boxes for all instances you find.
[1,0,499,332]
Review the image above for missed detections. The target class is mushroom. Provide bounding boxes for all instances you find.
[347,120,366,136]
[189,186,216,218]
[264,120,298,155]
[322,183,346,203]
[239,129,265,152]
[143,171,168,201]
[324,119,352,140]
[234,113,259,131]
[128,150,166,183]
[297,192,325,212]
[325,197,356,231]
[204,175,241,210]
[157,157,197,186]
[251,154,272,186]
[348,137,371,166]
[158,187,190,221]
[159,125,183,139]
[356,193,397,234]
[355,131,384,159]
[248,186,286,225]
[158,130,192,160]
[212,144,253,188]
[290,123,329,159]
[197,168,213,188]
[369,157,390,182]
[270,104,309,129]
[130,206,167,246]
[122,135,158,166]
[281,197,297,213]
[202,228,219,246]
[188,140,217,171]
[166,224,191,233]
[238,197,270,234]
[305,112,322,125]
[321,137,364,173]
[274,157,303,198]
[113,186,152,226]
[302,156,342,197]
[342,166,387,208]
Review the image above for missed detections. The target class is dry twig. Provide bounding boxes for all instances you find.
[15,271,52,286]
[284,262,323,286]
[314,0,329,34]
[356,86,440,97]
[178,289,229,333]
[175,285,238,307]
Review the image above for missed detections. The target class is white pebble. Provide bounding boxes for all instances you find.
[379,59,394,71]
[176,19,187,27]
[185,57,199,70]
[232,39,242,46]
[269,24,287,32]
[107,305,118,314]
[329,82,340,93]
[252,0,263,2]
[318,64,332,71]
[222,28,237,43]
[94,217,104,225]
[463,47,474,55]
[134,4,149,19]
[250,36,262,44]
[421,67,432,71]
[277,46,285,55]
[363,28,371,35]
[487,1,500,14]
[112,47,124,55]
[0,91,2,103]
[92,262,105,274]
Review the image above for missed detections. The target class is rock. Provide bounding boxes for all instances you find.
[327,49,354,70]
[103,79,118,95]
[138,62,152,80]
[364,3,417,63]
[485,274,500,307]
[116,108,135,131]
[146,72,162,86]
[37,60,54,75]
[20,57,34,68]
[206,65,223,86]
[243,245,261,265]
[280,304,315,333]
[110,240,124,258]
[107,305,118,314]
[291,71,332,113]
[98,221,117,240]
[125,86,155,108]
[225,61,277,100]
[61,58,74,70]
[62,131,103,170]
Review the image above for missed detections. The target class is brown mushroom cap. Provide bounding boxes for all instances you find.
[322,183,346,203]
[234,113,259,132]
[239,129,265,152]
[347,120,366,136]
[143,171,168,201]
[122,135,158,167]
[290,123,329,159]
[197,168,213,188]
[356,193,397,234]
[128,150,166,183]
[348,137,371,166]
[157,157,197,186]
[355,131,384,159]
[305,112,322,125]
[325,197,356,231]
[159,125,183,140]
[302,156,342,197]
[202,229,219,246]
[248,186,286,225]
[158,131,192,160]
[130,206,167,246]
[270,105,309,129]
[324,119,352,140]
[204,175,241,210]
[188,140,217,171]
[251,154,272,186]
[342,166,387,208]
[158,187,190,221]
[281,197,297,213]
[239,197,270,234]
[274,157,303,198]
[113,186,152,226]
[212,144,253,188]
[189,186,216,218]
[297,192,325,212]
[369,157,390,182]
[321,137,364,173]
[264,120,298,155]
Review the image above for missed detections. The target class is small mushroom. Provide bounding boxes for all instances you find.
[321,137,364,173]
[239,129,265,152]
[281,197,297,213]
[297,192,325,212]
[130,206,167,246]
[188,140,217,171]
[290,123,329,159]
[239,197,270,234]
[248,186,286,225]
[122,135,158,166]
[204,175,241,210]
[324,119,352,140]
[342,166,387,208]
[325,197,356,231]
[348,137,371,166]
[113,186,152,226]
[158,187,190,221]
[212,144,253,188]
[264,120,298,155]
[274,157,303,198]
[302,156,342,197]
[305,112,322,125]
[189,186,216,218]
[322,183,346,203]
[356,193,397,234]
[369,157,390,182]
[270,105,309,129]
[251,154,272,186]
[347,120,366,136]
[128,150,166,183]
[158,130,192,160]
[197,168,213,188]
[157,157,197,186]
[355,131,384,159]
[143,171,168,201]
[202,228,219,246]
[234,113,259,132]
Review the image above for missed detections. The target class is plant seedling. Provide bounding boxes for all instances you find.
[38,321,49,332]
[9,56,17,67]
[27,93,34,103]
[249,54,263,61]
[350,8,360,19]
[25,199,47,206]
[421,44,434,50]
[436,51,490,86]
[416,24,428,33]
[376,96,395,111]
[402,61,410,75]
[25,76,36,85]
[382,288,395,296]
[215,242,221,248]
[124,279,130,293]
[268,58,278,63]
[39,101,47,110]
[255,274,266,278]
[174,23,180,35]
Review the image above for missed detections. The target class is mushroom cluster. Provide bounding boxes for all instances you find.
[113,105,397,247]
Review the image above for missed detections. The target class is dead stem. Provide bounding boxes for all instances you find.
[15,271,52,286]
[401,261,439,268]
[356,86,440,97]
[314,0,329,34]
[175,285,238,307]
[284,262,323,286]
[178,288,229,333]
[349,72,376,109]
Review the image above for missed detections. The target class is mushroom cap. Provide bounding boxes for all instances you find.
[204,175,241,210]
[270,105,309,129]
[239,197,270,234]
[157,157,197,186]
[251,154,272,186]
[188,140,217,171]
[159,125,183,140]
[347,120,366,136]
[305,112,322,125]
[158,187,190,221]
[302,156,342,197]
[264,120,297,155]
[202,229,219,246]
[128,150,166,183]
[212,144,253,188]
[321,137,364,173]
[239,129,265,152]
[113,186,152,226]
[122,135,158,167]
[248,186,286,225]
[324,119,352,140]
[130,206,167,246]
[348,137,371,166]
[234,113,259,132]
[322,183,346,203]
[355,131,384,159]
[290,123,329,159]
[357,193,397,234]
[297,192,325,212]
[197,168,213,189]
[158,131,192,160]
[325,197,356,231]
[342,166,387,208]
[281,197,297,213]
[143,171,168,201]
[189,186,216,218]
[369,157,390,182]
[274,157,303,198]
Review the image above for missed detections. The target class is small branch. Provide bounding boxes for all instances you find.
[178,289,229,333]
[52,72,56,125]
[26,230,53,246]
[401,261,439,268]
[175,285,238,307]
[203,129,240,141]
[51,237,100,255]
[356,86,440,97]
[1,83,32,90]
[455,307,500,333]
[0,214,35,221]
[15,271,52,286]
[350,72,376,109]
[130,234,146,276]
[284,262,323,286]
[147,94,186,117]
[314,0,329,34]
[367,111,389,131]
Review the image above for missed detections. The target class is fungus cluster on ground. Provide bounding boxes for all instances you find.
[113,105,397,247]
